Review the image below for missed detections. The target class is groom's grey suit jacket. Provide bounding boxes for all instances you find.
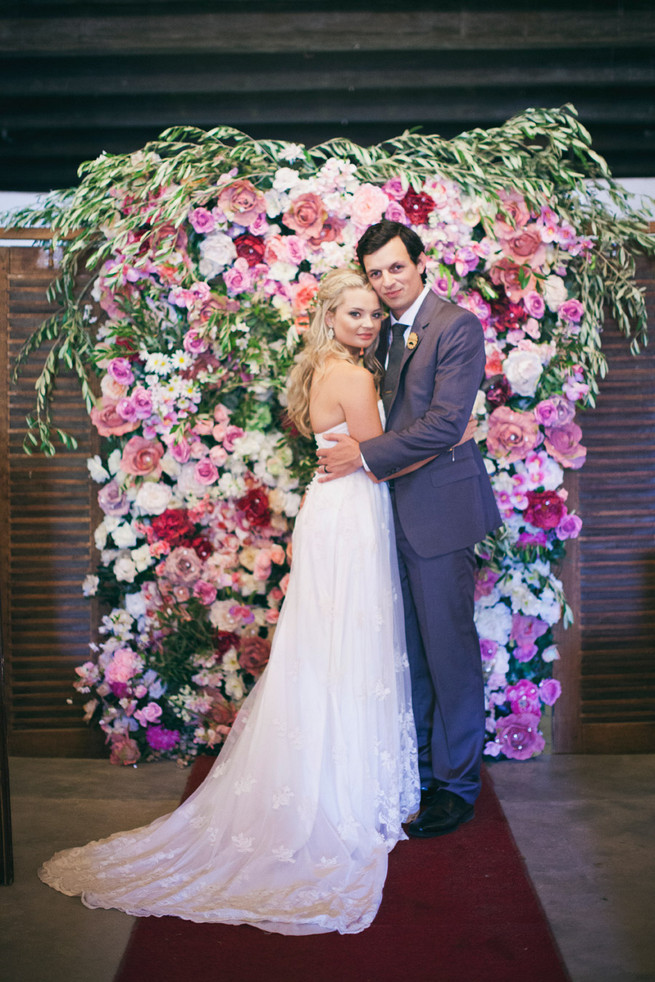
[361,289,502,556]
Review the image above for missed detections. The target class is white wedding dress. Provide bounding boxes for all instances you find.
[39,419,420,935]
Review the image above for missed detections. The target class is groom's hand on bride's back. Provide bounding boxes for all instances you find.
[316,434,362,482]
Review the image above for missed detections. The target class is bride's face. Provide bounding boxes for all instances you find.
[326,287,384,356]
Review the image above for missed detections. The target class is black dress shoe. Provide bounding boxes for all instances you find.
[407,790,474,838]
[420,781,442,808]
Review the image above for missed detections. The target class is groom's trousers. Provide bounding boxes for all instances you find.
[391,498,485,805]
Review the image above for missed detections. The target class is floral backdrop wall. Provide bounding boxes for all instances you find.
[11,106,652,765]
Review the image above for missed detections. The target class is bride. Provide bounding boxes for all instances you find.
[39,268,423,935]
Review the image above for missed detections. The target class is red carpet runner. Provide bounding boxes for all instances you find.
[115,757,570,982]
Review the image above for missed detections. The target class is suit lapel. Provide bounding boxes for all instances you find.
[386,291,437,415]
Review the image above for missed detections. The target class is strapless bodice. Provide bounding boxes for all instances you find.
[314,420,349,449]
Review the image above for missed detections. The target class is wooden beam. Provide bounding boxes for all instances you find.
[1,11,655,55]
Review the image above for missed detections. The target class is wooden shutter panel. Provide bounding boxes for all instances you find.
[0,245,104,756]
[554,255,655,752]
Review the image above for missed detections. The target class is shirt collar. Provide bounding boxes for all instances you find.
[389,284,431,327]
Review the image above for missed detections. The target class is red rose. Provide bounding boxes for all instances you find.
[485,374,512,408]
[182,535,213,559]
[213,630,240,657]
[239,635,271,676]
[150,508,195,545]
[234,233,266,267]
[490,300,526,332]
[524,490,566,530]
[236,488,271,529]
[400,187,436,225]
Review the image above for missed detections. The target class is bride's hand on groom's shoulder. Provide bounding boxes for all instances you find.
[316,434,362,482]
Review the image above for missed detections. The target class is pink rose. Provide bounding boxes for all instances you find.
[223,425,244,451]
[534,396,575,428]
[209,445,228,467]
[121,436,165,478]
[169,436,191,464]
[189,207,216,235]
[193,579,218,606]
[131,386,153,420]
[381,177,406,200]
[134,702,163,726]
[538,678,562,706]
[489,259,537,303]
[499,224,547,270]
[282,192,327,238]
[558,299,584,323]
[384,200,411,225]
[107,357,135,387]
[105,646,142,684]
[495,712,545,760]
[486,406,541,463]
[510,613,549,662]
[350,183,390,227]
[116,397,138,422]
[544,422,587,469]
[474,567,501,600]
[194,459,219,485]
[494,191,531,237]
[523,291,545,319]
[289,273,319,313]
[163,546,203,585]
[504,679,541,714]
[183,329,209,355]
[306,215,346,249]
[223,257,254,295]
[217,179,266,228]
[109,735,141,766]
[90,399,139,437]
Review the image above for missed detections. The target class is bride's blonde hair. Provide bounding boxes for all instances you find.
[286,268,382,438]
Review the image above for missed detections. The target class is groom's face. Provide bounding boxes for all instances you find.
[362,237,426,319]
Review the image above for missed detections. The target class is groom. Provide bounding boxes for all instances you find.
[317,220,502,837]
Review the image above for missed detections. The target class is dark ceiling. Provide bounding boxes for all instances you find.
[1,1,654,192]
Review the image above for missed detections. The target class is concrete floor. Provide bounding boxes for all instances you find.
[1,754,654,982]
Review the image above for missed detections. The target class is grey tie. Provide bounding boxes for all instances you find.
[382,323,407,414]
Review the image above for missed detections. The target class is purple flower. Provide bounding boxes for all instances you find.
[384,200,410,224]
[189,207,216,235]
[116,396,138,422]
[534,395,575,428]
[505,679,541,714]
[131,385,154,419]
[145,726,181,752]
[523,290,545,319]
[559,298,584,323]
[538,678,562,706]
[107,357,135,387]
[510,613,549,662]
[544,422,587,469]
[517,530,548,547]
[555,512,582,540]
[479,638,498,661]
[98,478,130,516]
[495,712,545,760]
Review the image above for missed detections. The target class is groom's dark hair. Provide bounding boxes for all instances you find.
[356,220,427,283]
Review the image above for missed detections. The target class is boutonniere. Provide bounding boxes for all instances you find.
[406,332,419,350]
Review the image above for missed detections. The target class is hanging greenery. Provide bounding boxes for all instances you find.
[7,104,653,764]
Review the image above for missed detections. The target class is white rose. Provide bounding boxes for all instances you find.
[114,556,137,583]
[503,349,543,397]
[134,481,172,515]
[112,522,138,549]
[131,544,154,573]
[107,448,123,475]
[268,260,298,283]
[87,455,109,483]
[542,275,568,312]
[94,523,108,550]
[124,591,147,619]
[474,602,513,645]
[199,231,237,277]
[160,453,182,479]
[82,574,99,597]
[272,167,302,192]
